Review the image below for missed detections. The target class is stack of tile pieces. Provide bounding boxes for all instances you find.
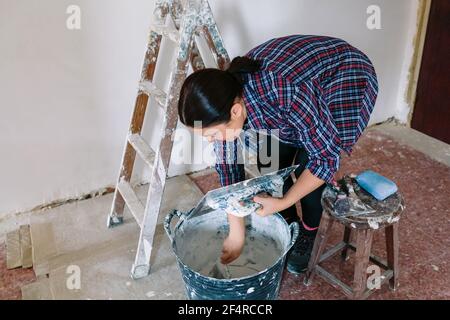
[6,223,57,299]
[6,223,57,276]
[6,225,32,270]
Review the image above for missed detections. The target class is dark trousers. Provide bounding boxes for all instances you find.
[256,134,326,228]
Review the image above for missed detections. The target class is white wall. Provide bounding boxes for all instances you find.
[0,0,419,216]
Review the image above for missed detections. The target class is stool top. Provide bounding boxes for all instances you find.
[322,176,405,230]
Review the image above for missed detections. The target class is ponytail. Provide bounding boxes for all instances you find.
[225,56,261,85]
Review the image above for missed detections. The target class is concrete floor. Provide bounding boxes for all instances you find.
[0,123,449,300]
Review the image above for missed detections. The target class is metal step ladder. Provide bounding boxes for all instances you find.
[107,0,230,279]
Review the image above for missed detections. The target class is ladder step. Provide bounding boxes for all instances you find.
[117,179,144,227]
[138,80,167,108]
[128,134,155,167]
[150,23,180,43]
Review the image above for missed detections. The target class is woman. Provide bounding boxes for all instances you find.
[178,35,378,274]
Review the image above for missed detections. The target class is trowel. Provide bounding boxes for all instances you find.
[186,165,299,220]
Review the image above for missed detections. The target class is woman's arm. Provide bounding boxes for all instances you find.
[221,213,246,264]
[253,168,325,216]
[213,140,247,264]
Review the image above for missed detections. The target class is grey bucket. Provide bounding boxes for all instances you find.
[164,209,299,300]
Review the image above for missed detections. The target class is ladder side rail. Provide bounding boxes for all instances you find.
[199,0,230,70]
[107,17,167,227]
[130,3,198,279]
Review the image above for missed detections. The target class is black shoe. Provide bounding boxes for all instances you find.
[286,222,317,275]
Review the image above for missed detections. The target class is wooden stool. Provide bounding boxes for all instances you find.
[304,177,405,300]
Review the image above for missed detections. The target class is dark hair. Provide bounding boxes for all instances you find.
[178,56,261,127]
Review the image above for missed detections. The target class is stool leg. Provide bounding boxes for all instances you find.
[341,226,351,261]
[386,223,399,290]
[304,212,334,286]
[352,229,374,300]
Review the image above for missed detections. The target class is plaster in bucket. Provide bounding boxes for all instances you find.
[181,213,283,279]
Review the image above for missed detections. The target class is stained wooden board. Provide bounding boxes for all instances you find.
[6,229,21,269]
[20,225,33,268]
[30,223,57,276]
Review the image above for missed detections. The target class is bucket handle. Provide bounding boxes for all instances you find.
[164,209,184,243]
[286,221,300,253]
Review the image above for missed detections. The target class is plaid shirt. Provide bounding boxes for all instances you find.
[214,35,378,186]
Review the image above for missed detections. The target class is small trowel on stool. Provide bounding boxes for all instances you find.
[332,175,378,217]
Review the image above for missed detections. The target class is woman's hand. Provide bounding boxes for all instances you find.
[221,214,245,264]
[253,193,289,217]
[221,233,245,264]
[254,169,326,217]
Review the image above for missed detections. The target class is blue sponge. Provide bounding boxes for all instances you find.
[355,170,398,201]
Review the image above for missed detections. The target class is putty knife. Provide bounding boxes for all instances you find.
[187,165,299,219]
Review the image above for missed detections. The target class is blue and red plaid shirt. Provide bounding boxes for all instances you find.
[214,35,378,186]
